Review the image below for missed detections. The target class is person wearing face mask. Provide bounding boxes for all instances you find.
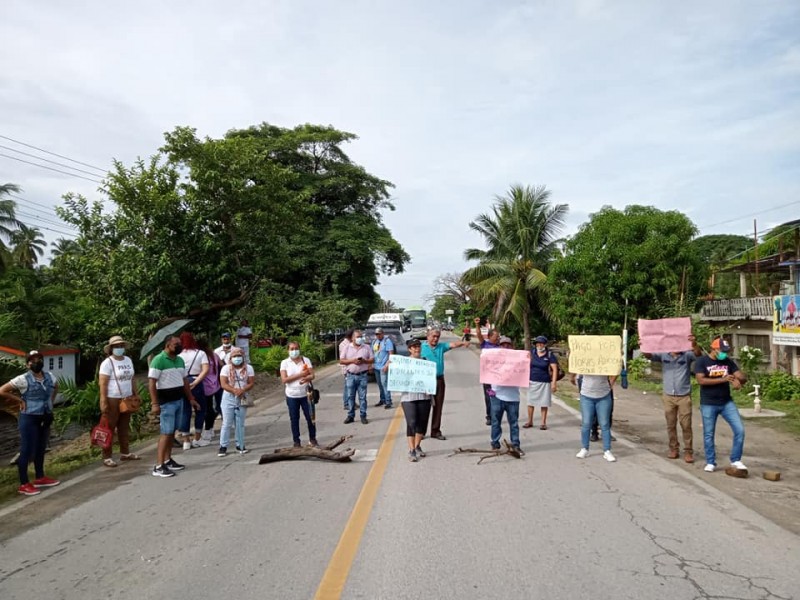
[214,332,234,365]
[148,335,198,477]
[218,347,255,456]
[0,350,60,496]
[98,335,141,467]
[694,337,748,474]
[524,336,558,430]
[280,341,317,447]
[339,329,374,424]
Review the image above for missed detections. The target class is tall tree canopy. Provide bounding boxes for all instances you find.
[547,205,705,336]
[463,185,567,349]
[54,123,409,348]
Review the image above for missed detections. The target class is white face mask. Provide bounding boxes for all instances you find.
[355,337,364,346]
[112,347,126,357]
[289,349,300,359]
[223,342,231,349]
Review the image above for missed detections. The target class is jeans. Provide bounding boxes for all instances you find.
[220,396,247,449]
[490,397,520,448]
[700,401,745,465]
[18,413,51,485]
[286,395,317,444]
[375,368,392,406]
[580,393,612,451]
[345,373,368,419]
[158,399,183,435]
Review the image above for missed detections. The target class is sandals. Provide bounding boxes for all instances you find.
[540,425,548,430]
[522,423,533,429]
[120,453,140,461]
[103,458,118,468]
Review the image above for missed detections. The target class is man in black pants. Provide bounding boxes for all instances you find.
[474,317,500,426]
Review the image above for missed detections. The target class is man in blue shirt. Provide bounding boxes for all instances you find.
[421,328,470,440]
[644,334,703,463]
[371,328,395,409]
[474,317,500,426]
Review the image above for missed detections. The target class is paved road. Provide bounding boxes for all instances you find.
[1,335,798,600]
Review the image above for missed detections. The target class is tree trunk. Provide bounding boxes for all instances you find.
[522,306,531,350]
[258,435,355,464]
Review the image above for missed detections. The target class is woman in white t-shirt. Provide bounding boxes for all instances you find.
[178,332,210,450]
[279,341,317,448]
[217,347,255,457]
[98,335,141,467]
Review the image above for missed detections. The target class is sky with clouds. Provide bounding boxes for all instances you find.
[1,0,798,308]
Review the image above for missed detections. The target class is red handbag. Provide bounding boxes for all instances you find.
[90,416,113,450]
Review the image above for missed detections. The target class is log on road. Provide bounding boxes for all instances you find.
[448,439,522,464]
[259,435,356,464]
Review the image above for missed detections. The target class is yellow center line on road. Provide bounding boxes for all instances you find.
[313,406,404,600]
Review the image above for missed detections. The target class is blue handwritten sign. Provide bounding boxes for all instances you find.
[387,355,437,394]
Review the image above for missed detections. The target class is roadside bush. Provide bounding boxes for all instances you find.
[760,371,800,403]
[627,356,651,381]
[250,334,327,374]
[54,378,153,435]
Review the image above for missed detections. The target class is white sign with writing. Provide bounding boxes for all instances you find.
[387,355,437,394]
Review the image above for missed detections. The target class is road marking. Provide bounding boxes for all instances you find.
[313,406,403,600]
[350,449,378,462]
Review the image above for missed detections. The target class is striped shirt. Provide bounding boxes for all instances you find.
[148,351,186,403]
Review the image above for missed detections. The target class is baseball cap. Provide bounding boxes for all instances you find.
[534,335,548,344]
[27,350,43,359]
[711,338,731,352]
[407,338,421,348]
[499,336,513,345]
[375,327,384,334]
[221,332,231,338]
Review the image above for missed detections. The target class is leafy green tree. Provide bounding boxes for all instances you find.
[463,185,567,349]
[0,183,22,272]
[429,294,460,323]
[547,205,705,337]
[690,234,751,298]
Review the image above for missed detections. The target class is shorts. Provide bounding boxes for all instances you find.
[159,399,184,435]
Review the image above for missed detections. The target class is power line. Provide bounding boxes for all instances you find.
[14,208,77,233]
[0,143,107,179]
[0,134,107,174]
[8,193,68,220]
[699,200,800,230]
[0,153,105,184]
[14,218,78,239]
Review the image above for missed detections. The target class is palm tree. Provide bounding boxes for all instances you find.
[10,223,46,269]
[1,183,23,272]
[462,185,567,349]
[50,237,79,260]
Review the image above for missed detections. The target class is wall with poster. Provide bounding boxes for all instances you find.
[773,295,800,346]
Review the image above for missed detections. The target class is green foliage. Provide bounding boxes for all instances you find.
[738,345,764,386]
[548,205,705,336]
[54,379,101,432]
[627,356,651,381]
[251,334,327,374]
[429,295,460,323]
[759,371,800,403]
[463,184,568,349]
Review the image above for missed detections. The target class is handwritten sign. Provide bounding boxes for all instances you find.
[568,335,622,376]
[479,349,531,387]
[638,317,692,353]
[387,355,437,394]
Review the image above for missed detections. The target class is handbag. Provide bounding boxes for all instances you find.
[306,383,320,405]
[119,395,142,413]
[90,416,113,450]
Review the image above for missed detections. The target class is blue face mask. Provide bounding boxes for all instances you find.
[112,347,126,357]
[355,337,364,346]
[232,356,244,366]
[717,352,728,360]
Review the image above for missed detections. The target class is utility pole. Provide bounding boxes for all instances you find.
[754,219,759,295]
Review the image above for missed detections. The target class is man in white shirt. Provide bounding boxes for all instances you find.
[236,320,252,364]
[215,332,233,365]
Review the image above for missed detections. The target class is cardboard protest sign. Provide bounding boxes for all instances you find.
[387,354,437,394]
[568,335,622,376]
[637,317,692,353]
[479,349,531,387]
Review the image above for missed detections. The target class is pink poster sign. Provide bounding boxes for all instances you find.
[479,349,531,387]
[638,317,692,353]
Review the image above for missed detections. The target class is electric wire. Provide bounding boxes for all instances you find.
[0,153,105,184]
[0,134,107,173]
[0,143,107,179]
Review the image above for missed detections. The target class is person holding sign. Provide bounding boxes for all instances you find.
[489,336,525,455]
[421,328,471,440]
[694,337,748,474]
[475,317,501,427]
[524,335,558,430]
[397,339,433,462]
[643,334,702,463]
[570,372,617,462]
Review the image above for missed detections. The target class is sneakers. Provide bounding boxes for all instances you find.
[576,448,589,459]
[384,404,394,410]
[18,483,41,496]
[731,460,748,471]
[165,458,185,471]
[217,447,228,457]
[603,450,617,462]
[201,429,214,442]
[152,464,175,478]
[236,446,250,455]
[182,441,192,451]
[374,401,385,407]
[704,463,716,473]
[343,416,354,424]
[415,445,426,458]
[33,476,60,488]
[360,416,369,424]
[192,438,211,448]
[408,450,418,462]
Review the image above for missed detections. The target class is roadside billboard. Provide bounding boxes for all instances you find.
[773,295,800,346]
